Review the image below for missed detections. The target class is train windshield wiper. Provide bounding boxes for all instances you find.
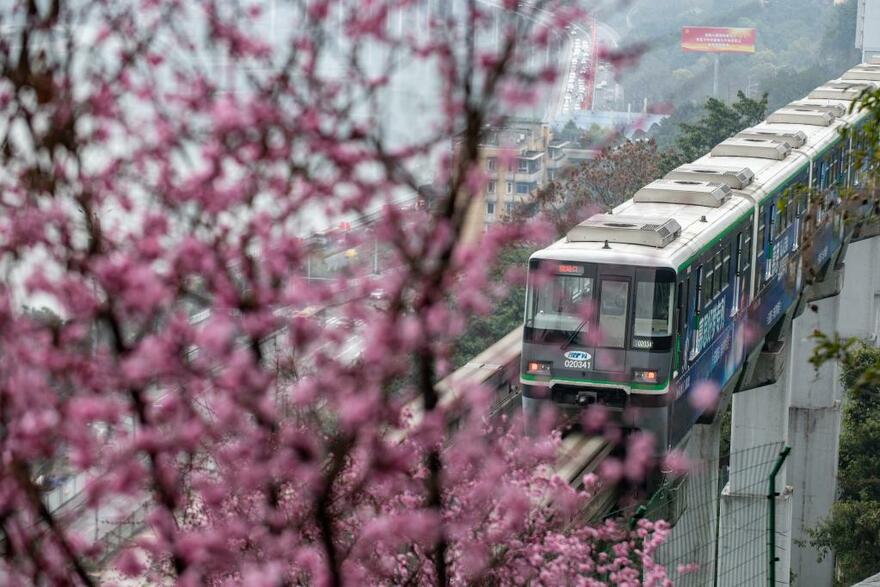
[561,319,588,350]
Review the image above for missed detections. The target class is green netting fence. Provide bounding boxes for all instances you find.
[616,441,792,586]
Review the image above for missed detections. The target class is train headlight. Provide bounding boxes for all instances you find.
[527,361,552,375]
[632,368,658,384]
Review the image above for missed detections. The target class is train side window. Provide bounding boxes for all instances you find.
[771,205,777,238]
[676,282,684,334]
[757,206,766,259]
[695,266,704,312]
[743,232,752,269]
[836,148,844,184]
[704,265,714,303]
[713,252,722,296]
[732,233,742,316]
[722,249,731,291]
[690,267,703,363]
[680,277,690,365]
[764,202,779,280]
[764,204,774,282]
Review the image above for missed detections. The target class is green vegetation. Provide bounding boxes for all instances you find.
[452,246,531,368]
[535,139,662,234]
[807,345,880,585]
[658,90,768,174]
[556,120,616,149]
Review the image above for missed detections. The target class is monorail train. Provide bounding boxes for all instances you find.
[521,63,880,451]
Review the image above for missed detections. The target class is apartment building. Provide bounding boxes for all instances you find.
[455,120,600,243]
[462,122,563,235]
[479,122,550,225]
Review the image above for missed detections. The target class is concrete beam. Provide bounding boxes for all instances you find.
[789,296,842,408]
[738,338,789,392]
[800,267,844,307]
[852,219,880,242]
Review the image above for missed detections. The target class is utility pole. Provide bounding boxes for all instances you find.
[713,53,720,98]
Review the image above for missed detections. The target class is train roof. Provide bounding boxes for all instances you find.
[532,64,878,273]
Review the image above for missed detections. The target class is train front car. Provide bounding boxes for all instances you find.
[520,211,685,449]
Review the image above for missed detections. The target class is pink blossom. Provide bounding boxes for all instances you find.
[211,97,250,134]
[114,548,146,577]
[581,404,609,434]
[624,432,656,483]
[0,1,672,584]
[196,315,236,358]
[598,458,624,484]
[662,449,690,477]
[690,380,721,412]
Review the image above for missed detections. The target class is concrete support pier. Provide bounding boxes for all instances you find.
[836,238,880,342]
[718,331,793,586]
[788,292,842,586]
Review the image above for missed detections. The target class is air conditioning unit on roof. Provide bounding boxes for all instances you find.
[567,215,681,248]
[809,82,872,101]
[634,179,732,207]
[766,108,834,126]
[787,100,846,117]
[665,164,754,189]
[842,65,880,81]
[736,128,807,148]
[711,137,791,160]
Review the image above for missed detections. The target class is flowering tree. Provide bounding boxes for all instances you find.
[0,0,672,584]
[531,139,662,235]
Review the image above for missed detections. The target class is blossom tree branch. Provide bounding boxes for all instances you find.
[0,1,674,585]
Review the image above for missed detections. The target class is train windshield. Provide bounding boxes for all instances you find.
[525,261,676,350]
[525,270,594,332]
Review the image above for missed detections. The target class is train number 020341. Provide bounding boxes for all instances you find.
[564,359,590,369]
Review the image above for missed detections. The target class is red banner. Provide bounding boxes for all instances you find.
[681,27,756,54]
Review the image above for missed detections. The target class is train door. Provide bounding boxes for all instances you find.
[595,268,632,373]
